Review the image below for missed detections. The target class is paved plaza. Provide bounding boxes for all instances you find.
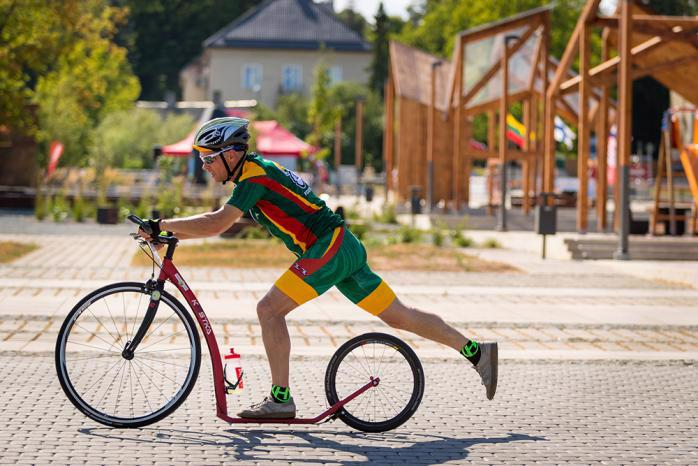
[1,215,697,464]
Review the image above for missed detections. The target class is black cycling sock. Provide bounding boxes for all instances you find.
[270,385,291,403]
[460,340,481,366]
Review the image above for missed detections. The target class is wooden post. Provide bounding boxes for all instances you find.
[522,99,531,214]
[615,0,633,259]
[530,93,539,201]
[578,22,591,233]
[453,39,464,211]
[383,78,394,195]
[597,28,610,231]
[487,110,497,215]
[543,22,555,194]
[355,98,364,192]
[497,35,510,231]
[334,115,342,195]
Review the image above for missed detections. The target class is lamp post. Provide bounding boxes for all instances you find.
[355,96,365,196]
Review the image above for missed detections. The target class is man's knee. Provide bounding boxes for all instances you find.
[257,297,282,321]
[378,299,410,329]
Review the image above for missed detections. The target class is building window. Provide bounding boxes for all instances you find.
[328,65,342,85]
[281,65,303,92]
[242,63,262,90]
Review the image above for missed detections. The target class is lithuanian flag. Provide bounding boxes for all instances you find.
[506,114,535,149]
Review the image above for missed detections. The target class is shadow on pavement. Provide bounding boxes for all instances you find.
[79,426,545,463]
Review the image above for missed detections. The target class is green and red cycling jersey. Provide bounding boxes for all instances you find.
[226,153,344,256]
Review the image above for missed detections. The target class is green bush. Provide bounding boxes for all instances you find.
[349,221,370,241]
[241,225,271,239]
[51,193,70,222]
[454,235,474,248]
[34,191,49,221]
[432,228,445,247]
[399,225,422,244]
[156,176,184,218]
[72,191,88,222]
[481,238,502,249]
[372,203,398,224]
[134,192,152,219]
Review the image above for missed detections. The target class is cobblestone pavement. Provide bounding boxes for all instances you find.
[2,354,697,464]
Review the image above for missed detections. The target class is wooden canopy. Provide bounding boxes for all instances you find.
[545,0,698,237]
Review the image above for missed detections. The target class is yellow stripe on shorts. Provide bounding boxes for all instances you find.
[357,280,396,315]
[274,269,318,305]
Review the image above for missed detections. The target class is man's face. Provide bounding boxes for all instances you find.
[200,149,244,183]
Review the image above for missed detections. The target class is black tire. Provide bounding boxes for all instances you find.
[325,332,424,432]
[55,282,201,428]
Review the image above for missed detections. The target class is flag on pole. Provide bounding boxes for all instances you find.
[554,116,576,150]
[46,141,64,179]
[505,114,537,149]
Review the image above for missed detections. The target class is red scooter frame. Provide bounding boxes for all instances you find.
[145,240,379,425]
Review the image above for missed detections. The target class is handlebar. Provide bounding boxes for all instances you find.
[127,214,178,246]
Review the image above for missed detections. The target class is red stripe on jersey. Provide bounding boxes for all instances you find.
[293,227,345,277]
[248,177,319,214]
[257,200,318,247]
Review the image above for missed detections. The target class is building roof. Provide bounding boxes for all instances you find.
[204,0,371,52]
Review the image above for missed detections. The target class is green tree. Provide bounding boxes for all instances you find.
[306,63,340,160]
[335,5,369,38]
[124,0,262,100]
[369,3,390,96]
[90,108,194,170]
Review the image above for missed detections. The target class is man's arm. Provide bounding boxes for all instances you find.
[160,204,244,239]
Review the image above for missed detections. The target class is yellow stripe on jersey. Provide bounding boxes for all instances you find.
[257,206,308,252]
[238,161,266,182]
[323,227,342,256]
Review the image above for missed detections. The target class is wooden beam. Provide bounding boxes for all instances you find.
[596,26,611,232]
[458,7,546,45]
[499,34,510,228]
[559,34,671,94]
[528,33,544,93]
[464,149,538,160]
[522,99,531,214]
[462,23,540,106]
[578,22,591,233]
[464,90,531,116]
[447,38,463,114]
[453,42,464,211]
[548,0,602,97]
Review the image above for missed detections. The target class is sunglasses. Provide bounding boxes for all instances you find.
[197,147,227,165]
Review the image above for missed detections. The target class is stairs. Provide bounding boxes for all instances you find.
[564,236,698,260]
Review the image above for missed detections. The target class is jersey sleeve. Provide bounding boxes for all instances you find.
[226,179,266,211]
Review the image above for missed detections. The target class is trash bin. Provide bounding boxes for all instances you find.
[365,184,374,202]
[535,192,557,235]
[409,186,422,215]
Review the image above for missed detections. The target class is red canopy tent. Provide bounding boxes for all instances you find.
[161,120,316,158]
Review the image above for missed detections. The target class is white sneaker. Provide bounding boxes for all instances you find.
[237,396,296,419]
[473,342,498,400]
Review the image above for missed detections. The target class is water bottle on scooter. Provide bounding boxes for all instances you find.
[223,348,244,394]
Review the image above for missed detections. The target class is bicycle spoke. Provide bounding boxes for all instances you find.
[68,353,120,362]
[139,311,177,345]
[76,356,125,399]
[137,347,193,354]
[114,358,128,416]
[134,356,181,386]
[136,354,191,369]
[128,362,135,418]
[136,329,187,353]
[87,308,123,352]
[65,340,121,354]
[95,360,126,411]
[131,358,171,405]
[131,360,155,415]
[102,297,124,349]
[74,322,121,353]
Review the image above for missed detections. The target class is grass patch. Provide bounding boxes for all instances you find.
[132,239,517,273]
[0,242,39,263]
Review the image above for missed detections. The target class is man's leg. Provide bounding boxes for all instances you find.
[256,286,298,387]
[375,296,497,400]
[237,286,299,418]
[377,297,467,351]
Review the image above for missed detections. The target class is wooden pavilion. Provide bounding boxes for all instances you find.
[545,0,698,241]
[384,6,606,217]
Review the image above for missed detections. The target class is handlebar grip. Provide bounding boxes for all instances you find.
[127,214,153,235]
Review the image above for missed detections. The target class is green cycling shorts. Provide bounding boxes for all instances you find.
[274,226,396,315]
